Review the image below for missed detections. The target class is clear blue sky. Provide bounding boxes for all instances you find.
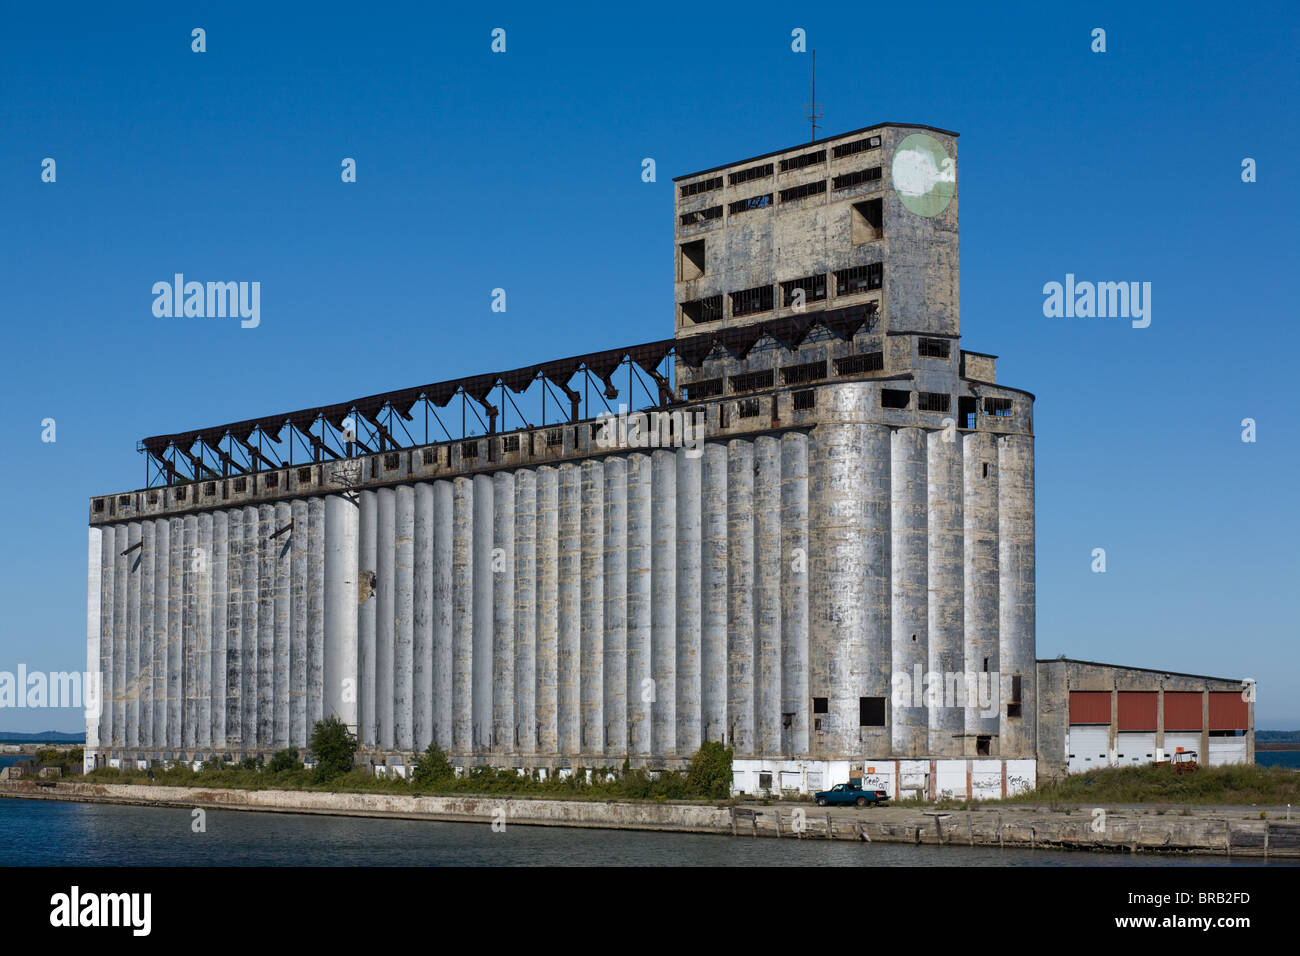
[2,2,1296,733]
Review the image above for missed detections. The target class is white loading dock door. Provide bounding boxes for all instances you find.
[1164,733,1201,761]
[1116,732,1156,767]
[899,760,930,800]
[1067,726,1111,774]
[1208,737,1248,766]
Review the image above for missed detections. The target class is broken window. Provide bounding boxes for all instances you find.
[881,388,910,409]
[781,360,827,385]
[958,396,977,430]
[779,274,828,307]
[859,697,886,727]
[679,205,722,227]
[779,179,827,203]
[297,467,313,484]
[461,441,479,460]
[983,397,1013,417]
[835,352,884,376]
[850,198,883,244]
[782,712,794,729]
[679,175,722,198]
[502,435,520,453]
[834,262,883,296]
[833,166,882,190]
[730,284,774,317]
[384,452,400,471]
[729,193,772,215]
[793,389,816,411]
[264,473,279,489]
[737,398,763,419]
[780,149,825,172]
[832,135,881,159]
[684,378,722,400]
[233,477,247,493]
[146,492,159,505]
[918,337,950,359]
[118,494,132,507]
[93,498,106,513]
[917,392,951,412]
[730,369,774,393]
[678,239,705,281]
[203,481,216,496]
[976,735,991,756]
[681,295,723,325]
[1008,675,1022,718]
[728,162,773,186]
[758,772,773,790]
[176,485,187,500]
[812,697,829,714]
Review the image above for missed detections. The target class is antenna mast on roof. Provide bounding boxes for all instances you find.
[804,49,823,142]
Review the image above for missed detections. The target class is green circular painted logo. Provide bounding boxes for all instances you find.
[891,133,955,217]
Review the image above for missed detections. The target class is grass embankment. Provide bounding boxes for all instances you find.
[989,763,1300,808]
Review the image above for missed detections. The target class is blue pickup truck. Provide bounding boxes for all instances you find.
[814,783,890,807]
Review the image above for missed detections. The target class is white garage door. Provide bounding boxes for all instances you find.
[1208,737,1248,766]
[1068,726,1110,774]
[1116,732,1155,766]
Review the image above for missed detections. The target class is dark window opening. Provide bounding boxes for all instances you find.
[859,696,886,727]
[685,378,723,400]
[118,494,131,507]
[976,735,991,756]
[1008,675,1022,719]
[502,435,520,453]
[93,498,106,513]
[233,477,247,493]
[730,284,774,318]
[421,448,435,466]
[679,175,722,198]
[918,337,950,359]
[812,697,829,714]
[679,239,705,281]
[461,442,479,460]
[264,473,279,489]
[779,274,827,307]
[681,295,723,325]
[959,396,978,430]
[547,429,564,449]
[835,352,884,376]
[917,392,951,412]
[780,149,825,172]
[832,135,881,159]
[737,398,763,419]
[983,657,989,672]
[984,397,1013,417]
[176,485,187,500]
[793,389,816,411]
[851,198,883,243]
[728,162,773,186]
[729,193,772,215]
[881,388,910,409]
[679,205,722,227]
[780,179,827,203]
[982,462,992,478]
[833,166,883,190]
[146,492,159,505]
[834,262,883,296]
[758,772,773,790]
[730,369,774,393]
[781,360,827,385]
[297,467,313,484]
[782,712,794,729]
[384,452,400,471]
[203,482,216,496]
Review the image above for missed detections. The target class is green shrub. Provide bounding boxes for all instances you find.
[410,743,456,786]
[686,741,733,799]
[309,716,357,783]
[267,747,304,774]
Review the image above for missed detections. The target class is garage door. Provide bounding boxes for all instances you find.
[1116,732,1155,767]
[1068,726,1110,774]
[1208,737,1248,766]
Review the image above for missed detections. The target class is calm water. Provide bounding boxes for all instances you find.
[0,797,1289,867]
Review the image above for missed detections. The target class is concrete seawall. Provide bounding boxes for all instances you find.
[3,781,1297,857]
